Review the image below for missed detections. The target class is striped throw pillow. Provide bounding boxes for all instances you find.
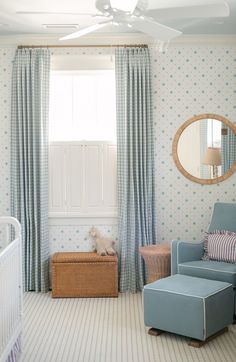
[203,230,236,263]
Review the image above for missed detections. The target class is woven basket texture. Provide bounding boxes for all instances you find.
[52,252,118,298]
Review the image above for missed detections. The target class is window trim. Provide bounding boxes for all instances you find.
[48,212,118,219]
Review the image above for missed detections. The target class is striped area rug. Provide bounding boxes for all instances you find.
[20,292,236,362]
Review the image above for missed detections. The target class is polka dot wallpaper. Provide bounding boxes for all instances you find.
[0,47,15,248]
[0,43,235,252]
[0,48,14,216]
[151,44,236,243]
[49,224,118,255]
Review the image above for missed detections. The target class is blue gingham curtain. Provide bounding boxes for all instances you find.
[115,47,156,293]
[11,48,50,292]
[221,125,236,174]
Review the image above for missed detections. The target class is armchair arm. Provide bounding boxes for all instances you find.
[171,240,204,275]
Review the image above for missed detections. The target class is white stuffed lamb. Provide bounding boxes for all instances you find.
[89,227,116,256]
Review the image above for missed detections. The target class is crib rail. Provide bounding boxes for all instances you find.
[0,217,22,362]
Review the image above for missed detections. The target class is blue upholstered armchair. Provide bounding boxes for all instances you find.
[171,202,236,320]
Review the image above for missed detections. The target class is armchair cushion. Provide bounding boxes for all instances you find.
[178,260,236,287]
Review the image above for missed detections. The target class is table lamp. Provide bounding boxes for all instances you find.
[203,147,221,178]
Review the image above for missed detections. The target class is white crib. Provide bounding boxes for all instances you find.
[0,217,22,362]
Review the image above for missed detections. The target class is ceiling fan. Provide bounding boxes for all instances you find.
[60,0,230,41]
[18,0,230,42]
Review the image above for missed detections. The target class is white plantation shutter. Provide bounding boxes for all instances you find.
[49,142,117,217]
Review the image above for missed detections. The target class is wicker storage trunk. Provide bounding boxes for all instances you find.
[52,252,118,298]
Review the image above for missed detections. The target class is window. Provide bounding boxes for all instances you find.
[49,68,117,217]
[49,70,116,142]
[207,118,221,148]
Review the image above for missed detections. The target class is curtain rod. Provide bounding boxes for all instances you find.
[18,44,148,49]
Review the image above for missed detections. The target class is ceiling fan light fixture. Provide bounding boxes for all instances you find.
[110,0,137,13]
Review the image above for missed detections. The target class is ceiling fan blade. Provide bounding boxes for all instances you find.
[145,2,230,19]
[59,21,112,40]
[131,18,182,41]
[145,0,227,10]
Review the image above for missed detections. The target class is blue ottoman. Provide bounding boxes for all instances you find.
[144,274,234,342]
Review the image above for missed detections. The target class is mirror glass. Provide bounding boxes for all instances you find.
[176,117,236,180]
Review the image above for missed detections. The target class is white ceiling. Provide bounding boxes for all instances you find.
[0,0,235,37]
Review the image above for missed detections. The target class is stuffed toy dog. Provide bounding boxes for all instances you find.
[89,227,116,256]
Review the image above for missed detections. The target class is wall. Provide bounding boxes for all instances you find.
[0,41,236,251]
[0,47,14,216]
[0,47,15,248]
[151,43,236,243]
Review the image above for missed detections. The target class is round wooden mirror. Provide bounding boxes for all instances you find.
[172,114,236,185]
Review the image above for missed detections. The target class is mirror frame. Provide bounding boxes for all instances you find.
[172,114,236,185]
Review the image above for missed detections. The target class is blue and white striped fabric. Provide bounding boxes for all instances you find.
[115,47,156,293]
[11,48,50,292]
[203,230,236,263]
[221,125,236,174]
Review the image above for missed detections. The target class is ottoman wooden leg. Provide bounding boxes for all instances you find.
[188,327,228,348]
[148,328,163,337]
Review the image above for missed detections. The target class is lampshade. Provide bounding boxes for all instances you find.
[203,147,221,166]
